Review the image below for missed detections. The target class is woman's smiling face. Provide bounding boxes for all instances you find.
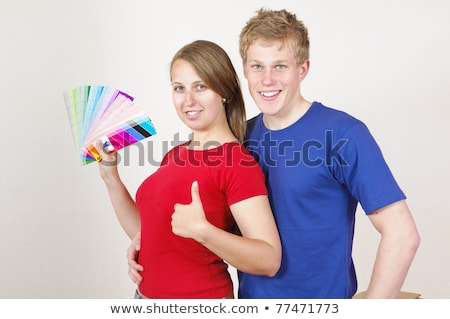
[171,59,226,134]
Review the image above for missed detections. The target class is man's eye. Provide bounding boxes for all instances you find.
[251,65,263,71]
[275,65,287,71]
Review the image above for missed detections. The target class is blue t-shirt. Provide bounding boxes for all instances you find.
[239,102,406,299]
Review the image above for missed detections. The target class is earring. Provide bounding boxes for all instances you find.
[222,98,226,103]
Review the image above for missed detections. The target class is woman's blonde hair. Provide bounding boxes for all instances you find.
[239,8,310,65]
[170,40,246,142]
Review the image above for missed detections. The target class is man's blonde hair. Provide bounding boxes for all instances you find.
[239,8,310,65]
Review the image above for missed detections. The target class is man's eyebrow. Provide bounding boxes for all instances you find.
[247,59,289,64]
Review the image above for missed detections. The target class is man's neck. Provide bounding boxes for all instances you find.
[262,99,312,130]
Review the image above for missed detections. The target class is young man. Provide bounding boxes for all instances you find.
[128,8,420,298]
[236,8,420,298]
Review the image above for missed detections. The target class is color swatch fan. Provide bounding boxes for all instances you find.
[63,85,156,165]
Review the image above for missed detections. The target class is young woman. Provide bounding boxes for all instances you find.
[97,40,281,299]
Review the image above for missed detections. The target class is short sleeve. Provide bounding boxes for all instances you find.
[212,143,268,206]
[331,122,406,213]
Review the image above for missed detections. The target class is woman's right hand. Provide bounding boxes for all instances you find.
[95,140,119,181]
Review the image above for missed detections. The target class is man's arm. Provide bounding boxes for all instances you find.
[364,200,420,298]
[127,232,143,285]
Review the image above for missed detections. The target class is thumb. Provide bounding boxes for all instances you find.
[190,180,201,204]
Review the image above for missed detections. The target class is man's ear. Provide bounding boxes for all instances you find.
[243,62,249,79]
[299,59,310,80]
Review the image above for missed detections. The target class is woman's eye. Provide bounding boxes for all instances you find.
[173,86,184,92]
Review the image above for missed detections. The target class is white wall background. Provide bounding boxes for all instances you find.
[1,0,449,298]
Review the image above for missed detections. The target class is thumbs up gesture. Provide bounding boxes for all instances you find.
[172,181,208,240]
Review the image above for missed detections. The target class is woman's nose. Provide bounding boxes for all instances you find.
[184,90,195,106]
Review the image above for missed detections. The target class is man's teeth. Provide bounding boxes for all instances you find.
[261,91,279,97]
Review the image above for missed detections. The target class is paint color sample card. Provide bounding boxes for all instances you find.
[63,85,157,165]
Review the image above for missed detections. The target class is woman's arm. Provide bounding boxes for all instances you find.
[171,181,281,276]
[96,141,141,239]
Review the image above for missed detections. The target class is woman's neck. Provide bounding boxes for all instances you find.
[187,129,237,150]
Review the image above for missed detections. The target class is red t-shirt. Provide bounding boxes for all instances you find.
[135,142,267,298]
